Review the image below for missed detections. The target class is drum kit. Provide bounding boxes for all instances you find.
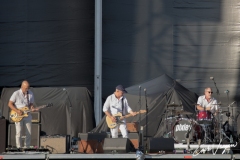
[163,102,236,145]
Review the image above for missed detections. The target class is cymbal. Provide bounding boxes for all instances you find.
[167,104,182,107]
[211,103,222,105]
[174,110,193,115]
[193,103,221,106]
[221,111,230,113]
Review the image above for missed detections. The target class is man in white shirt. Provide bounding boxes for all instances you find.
[103,85,136,138]
[197,87,218,113]
[8,80,38,148]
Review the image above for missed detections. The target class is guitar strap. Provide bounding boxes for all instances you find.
[27,91,30,109]
[122,97,125,116]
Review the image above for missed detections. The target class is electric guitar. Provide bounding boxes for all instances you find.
[9,103,53,122]
[106,110,146,129]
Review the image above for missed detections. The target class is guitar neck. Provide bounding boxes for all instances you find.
[120,111,140,120]
[23,105,46,112]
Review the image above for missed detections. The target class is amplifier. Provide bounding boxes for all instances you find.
[118,122,139,133]
[126,122,139,132]
[0,119,7,153]
[8,123,40,147]
[40,135,70,154]
[78,132,108,153]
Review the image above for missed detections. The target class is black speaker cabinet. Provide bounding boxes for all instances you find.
[40,135,70,154]
[147,137,174,153]
[8,123,40,148]
[0,119,7,153]
[103,138,133,153]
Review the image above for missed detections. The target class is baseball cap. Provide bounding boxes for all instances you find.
[116,85,127,93]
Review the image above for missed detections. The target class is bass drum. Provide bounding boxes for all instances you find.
[173,118,203,143]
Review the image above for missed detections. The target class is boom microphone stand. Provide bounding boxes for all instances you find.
[210,77,221,142]
[210,77,220,101]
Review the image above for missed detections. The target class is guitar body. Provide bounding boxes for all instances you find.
[106,110,146,129]
[9,103,53,122]
[9,107,30,122]
[106,112,123,129]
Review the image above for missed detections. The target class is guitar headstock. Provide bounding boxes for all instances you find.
[139,110,147,113]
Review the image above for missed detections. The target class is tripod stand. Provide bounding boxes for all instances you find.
[214,108,232,144]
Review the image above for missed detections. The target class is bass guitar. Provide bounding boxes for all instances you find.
[106,110,146,129]
[9,103,53,122]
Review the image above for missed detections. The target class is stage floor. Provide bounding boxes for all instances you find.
[0,153,239,160]
[1,143,239,159]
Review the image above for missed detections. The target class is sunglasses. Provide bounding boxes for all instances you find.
[206,91,213,94]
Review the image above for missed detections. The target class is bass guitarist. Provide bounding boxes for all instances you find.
[103,85,136,138]
[8,80,39,148]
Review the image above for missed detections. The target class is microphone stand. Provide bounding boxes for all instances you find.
[63,88,73,153]
[225,91,230,131]
[137,86,143,152]
[144,88,148,153]
[211,78,220,101]
[210,78,221,143]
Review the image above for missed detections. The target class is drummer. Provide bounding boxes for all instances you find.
[196,87,219,115]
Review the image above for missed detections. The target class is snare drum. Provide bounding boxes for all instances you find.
[196,111,212,124]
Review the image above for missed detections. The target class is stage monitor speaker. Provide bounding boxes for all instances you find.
[40,135,70,154]
[147,137,174,153]
[78,132,108,153]
[0,119,7,153]
[103,138,134,153]
[8,123,40,148]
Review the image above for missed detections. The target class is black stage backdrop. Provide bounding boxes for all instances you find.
[0,87,95,137]
[0,0,94,94]
[102,0,240,108]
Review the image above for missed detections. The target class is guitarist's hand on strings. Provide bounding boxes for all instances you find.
[17,109,23,116]
[110,116,116,122]
[105,111,116,122]
[31,106,39,112]
[130,111,137,116]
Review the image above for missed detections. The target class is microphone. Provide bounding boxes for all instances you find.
[224,90,229,93]
[210,77,214,80]
[228,101,235,107]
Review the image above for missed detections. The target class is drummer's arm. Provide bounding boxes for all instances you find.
[197,105,211,111]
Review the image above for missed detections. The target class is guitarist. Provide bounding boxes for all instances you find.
[8,80,39,148]
[103,85,137,138]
